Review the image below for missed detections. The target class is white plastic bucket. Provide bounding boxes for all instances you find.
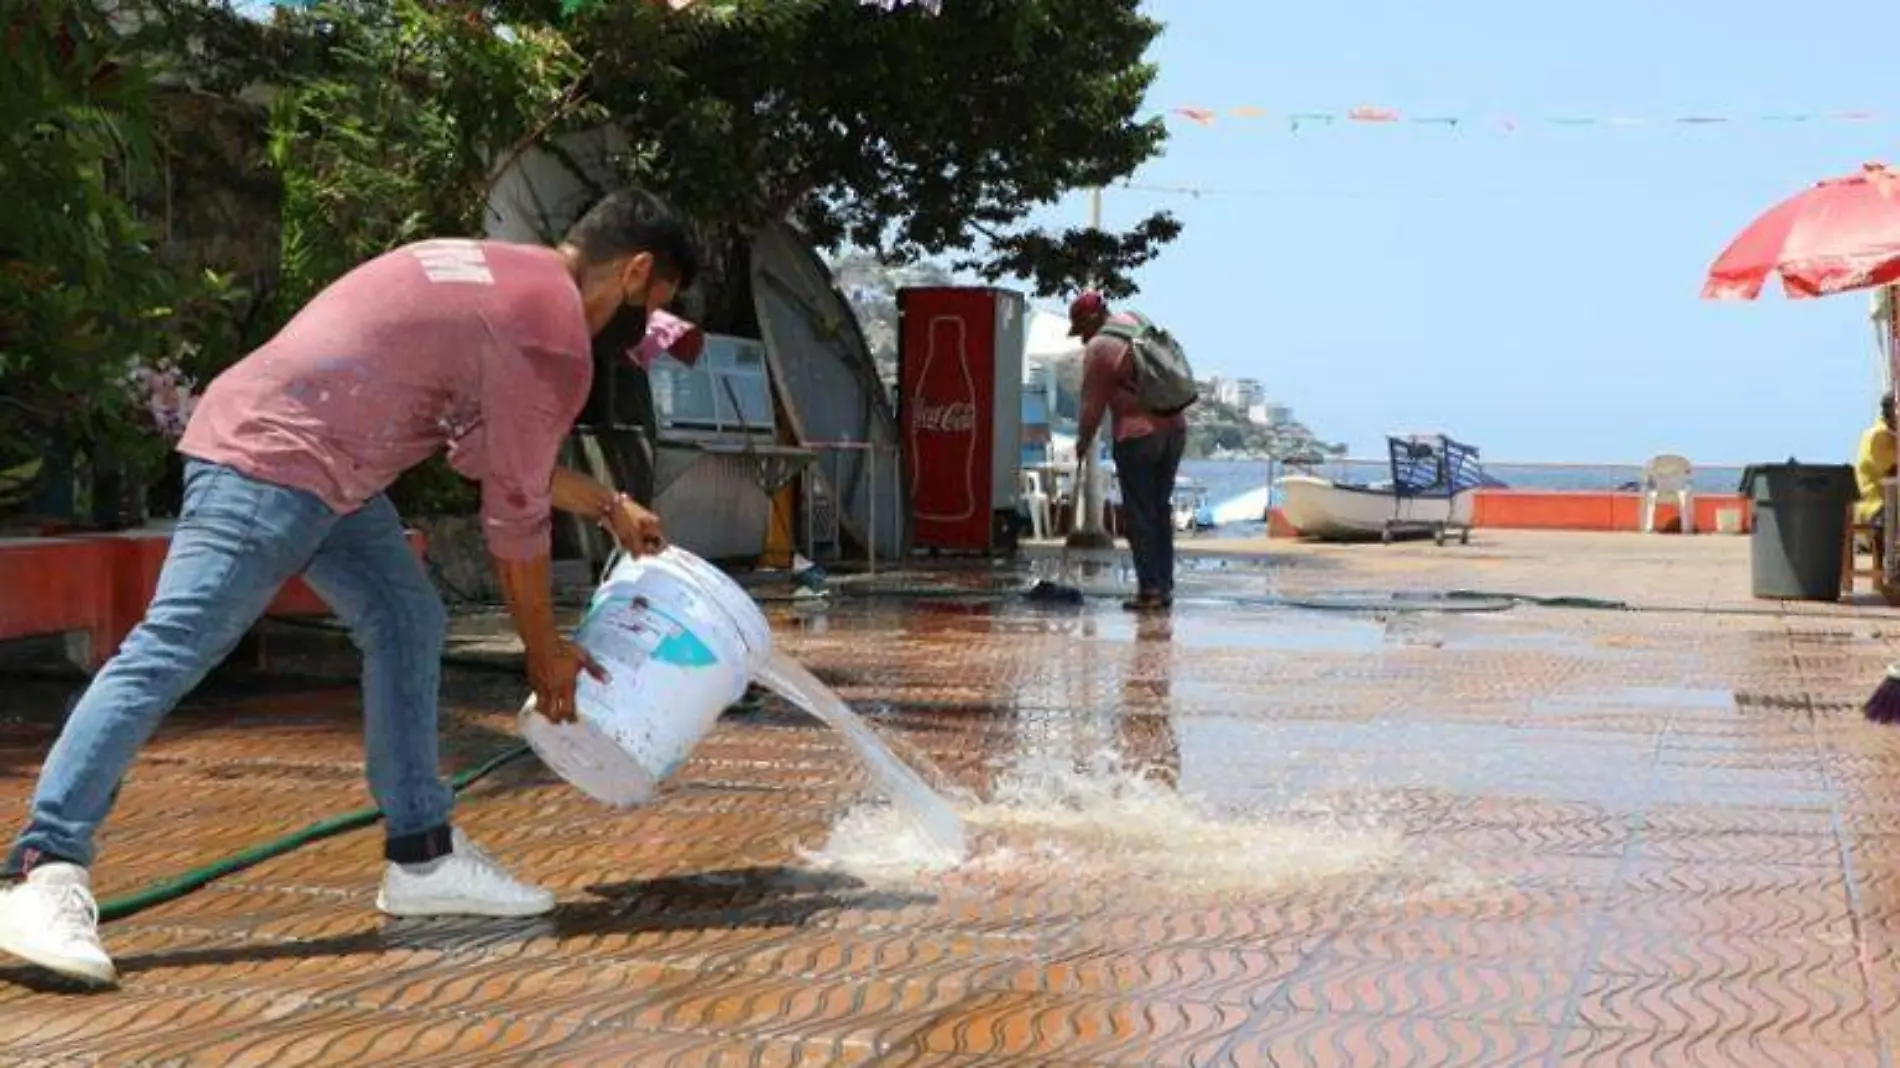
[518,547,772,807]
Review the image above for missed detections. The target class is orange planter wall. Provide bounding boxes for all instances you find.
[0,538,117,661]
[1470,491,1752,533]
[0,529,426,670]
[1268,490,1754,537]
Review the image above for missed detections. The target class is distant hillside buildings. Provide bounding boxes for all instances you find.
[1208,376,1293,429]
[1212,376,1260,410]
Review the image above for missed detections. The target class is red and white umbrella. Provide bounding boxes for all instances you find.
[1703,162,1900,301]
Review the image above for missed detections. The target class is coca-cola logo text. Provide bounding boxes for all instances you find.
[912,401,977,434]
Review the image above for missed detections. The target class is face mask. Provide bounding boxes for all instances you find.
[592,298,649,361]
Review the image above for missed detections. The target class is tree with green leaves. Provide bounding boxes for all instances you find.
[262,0,596,313]
[518,0,1180,302]
[250,0,599,514]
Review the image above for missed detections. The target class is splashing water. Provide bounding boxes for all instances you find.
[753,654,968,868]
[755,656,1415,901]
[803,744,1407,900]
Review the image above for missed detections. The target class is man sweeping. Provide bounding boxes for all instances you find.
[1070,291,1198,612]
[0,189,697,986]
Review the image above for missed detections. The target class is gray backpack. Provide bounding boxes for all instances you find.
[1099,312,1199,416]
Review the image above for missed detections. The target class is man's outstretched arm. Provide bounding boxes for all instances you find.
[549,466,664,555]
[449,347,607,724]
[1074,336,1123,463]
[491,551,600,724]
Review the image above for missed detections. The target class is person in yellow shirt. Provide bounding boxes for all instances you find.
[1856,395,1897,600]
[1856,394,1896,529]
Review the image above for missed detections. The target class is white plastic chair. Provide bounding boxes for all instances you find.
[1640,454,1695,534]
[1019,469,1052,540]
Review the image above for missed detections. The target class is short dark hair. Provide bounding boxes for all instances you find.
[1883,393,1895,423]
[563,189,700,291]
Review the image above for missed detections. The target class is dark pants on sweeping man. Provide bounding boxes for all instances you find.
[1114,426,1188,601]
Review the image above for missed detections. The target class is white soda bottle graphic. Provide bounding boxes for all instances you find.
[910,314,978,523]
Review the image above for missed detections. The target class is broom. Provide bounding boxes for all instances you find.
[1866,665,1900,723]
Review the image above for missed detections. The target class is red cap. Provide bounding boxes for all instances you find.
[1067,291,1107,337]
[629,309,706,368]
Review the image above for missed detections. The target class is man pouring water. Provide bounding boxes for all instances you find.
[0,189,700,987]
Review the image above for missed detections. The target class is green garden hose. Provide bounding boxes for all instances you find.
[97,743,534,923]
[1443,590,1633,611]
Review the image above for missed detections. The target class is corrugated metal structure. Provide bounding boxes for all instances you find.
[750,221,910,562]
[648,335,813,564]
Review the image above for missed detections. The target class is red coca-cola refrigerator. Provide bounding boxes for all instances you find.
[897,286,1025,553]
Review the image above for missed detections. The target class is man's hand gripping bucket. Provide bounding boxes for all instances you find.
[518,547,773,806]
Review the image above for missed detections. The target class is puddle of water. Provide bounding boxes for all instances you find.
[1179,554,1285,576]
[1091,604,1599,657]
[1169,717,1660,809]
[1436,622,1606,657]
[1610,686,1737,710]
[1268,590,1515,614]
[801,745,1406,900]
[1534,686,1737,714]
[1090,608,1389,652]
[754,654,968,868]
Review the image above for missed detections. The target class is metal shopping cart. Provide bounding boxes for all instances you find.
[1384,434,1484,546]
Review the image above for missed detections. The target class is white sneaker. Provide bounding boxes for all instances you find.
[0,863,116,985]
[376,830,555,918]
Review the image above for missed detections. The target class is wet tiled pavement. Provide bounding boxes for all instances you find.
[7,531,1900,1065]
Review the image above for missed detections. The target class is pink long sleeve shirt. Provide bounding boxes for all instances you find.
[1076,314,1188,449]
[178,240,593,560]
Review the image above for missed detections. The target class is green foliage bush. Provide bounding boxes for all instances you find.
[0,2,247,515]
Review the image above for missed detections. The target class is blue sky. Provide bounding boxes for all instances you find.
[994,0,1900,464]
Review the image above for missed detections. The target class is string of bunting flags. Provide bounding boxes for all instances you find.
[1161,105,1888,132]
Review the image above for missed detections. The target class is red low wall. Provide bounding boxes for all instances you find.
[1471,491,1752,534]
[0,528,425,671]
[1269,490,1755,538]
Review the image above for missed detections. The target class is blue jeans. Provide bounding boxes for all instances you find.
[1113,428,1187,598]
[6,460,455,872]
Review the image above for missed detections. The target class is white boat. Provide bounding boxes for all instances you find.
[1276,474,1475,543]
[1277,433,1485,544]
[751,220,908,559]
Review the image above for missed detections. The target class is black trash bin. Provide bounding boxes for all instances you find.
[1739,462,1859,601]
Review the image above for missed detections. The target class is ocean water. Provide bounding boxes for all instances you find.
[1179,459,1750,536]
